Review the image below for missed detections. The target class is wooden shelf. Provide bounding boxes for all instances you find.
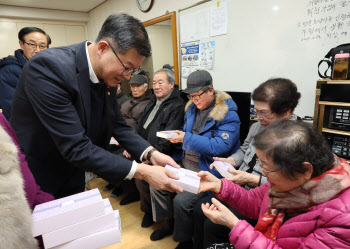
[322,128,350,136]
[319,101,350,107]
[326,80,350,84]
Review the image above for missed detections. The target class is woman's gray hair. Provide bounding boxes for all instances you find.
[154,68,175,84]
[254,120,334,179]
[96,13,151,57]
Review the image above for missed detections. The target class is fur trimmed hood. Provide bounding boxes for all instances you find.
[185,90,232,122]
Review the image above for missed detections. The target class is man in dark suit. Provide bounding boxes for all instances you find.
[10,13,182,199]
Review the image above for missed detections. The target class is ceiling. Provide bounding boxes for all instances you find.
[0,0,107,12]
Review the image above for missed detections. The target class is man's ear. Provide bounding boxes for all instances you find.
[170,81,175,88]
[19,40,25,51]
[96,41,109,57]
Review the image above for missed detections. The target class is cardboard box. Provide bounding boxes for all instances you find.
[165,165,200,194]
[52,210,121,249]
[32,189,104,237]
[212,161,235,178]
[156,130,178,139]
[43,199,115,248]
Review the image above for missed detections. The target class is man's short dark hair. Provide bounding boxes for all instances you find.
[254,120,334,180]
[252,78,301,115]
[96,13,151,57]
[18,27,51,45]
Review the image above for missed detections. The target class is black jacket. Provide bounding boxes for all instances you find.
[10,42,150,198]
[136,86,185,156]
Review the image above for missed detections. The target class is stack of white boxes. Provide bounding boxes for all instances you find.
[32,189,121,249]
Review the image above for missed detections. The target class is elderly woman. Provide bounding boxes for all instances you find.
[198,120,350,248]
[193,78,301,248]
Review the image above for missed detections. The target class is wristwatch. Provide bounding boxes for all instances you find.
[146,148,156,161]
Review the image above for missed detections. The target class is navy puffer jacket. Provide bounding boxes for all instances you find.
[0,49,27,120]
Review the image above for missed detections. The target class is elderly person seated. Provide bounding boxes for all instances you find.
[104,73,153,205]
[193,77,301,248]
[198,120,350,249]
[135,67,186,228]
[150,70,241,249]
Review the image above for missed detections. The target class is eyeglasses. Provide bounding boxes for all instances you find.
[107,42,141,76]
[257,158,280,176]
[187,89,208,101]
[254,109,273,119]
[24,41,47,50]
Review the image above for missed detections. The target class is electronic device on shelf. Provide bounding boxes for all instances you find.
[324,106,350,131]
[323,133,350,159]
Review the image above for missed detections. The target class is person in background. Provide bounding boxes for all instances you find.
[193,77,301,249]
[0,113,54,210]
[135,67,186,228]
[10,13,183,199]
[150,70,241,249]
[198,120,350,249]
[0,113,54,249]
[115,83,129,107]
[104,73,154,205]
[0,27,51,120]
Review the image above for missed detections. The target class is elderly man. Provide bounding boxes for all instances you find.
[135,67,186,227]
[150,70,241,249]
[10,13,182,199]
[0,27,51,120]
[104,73,153,205]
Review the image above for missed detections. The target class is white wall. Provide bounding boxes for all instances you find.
[0,5,88,58]
[87,0,202,41]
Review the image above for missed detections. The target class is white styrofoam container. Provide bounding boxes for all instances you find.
[156,130,178,139]
[165,165,200,194]
[43,198,115,248]
[52,210,121,249]
[212,161,236,178]
[32,189,104,237]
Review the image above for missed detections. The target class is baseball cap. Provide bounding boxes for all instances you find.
[129,74,147,85]
[183,70,213,94]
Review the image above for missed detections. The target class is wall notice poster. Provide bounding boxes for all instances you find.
[181,40,200,78]
[181,40,216,79]
[199,41,215,70]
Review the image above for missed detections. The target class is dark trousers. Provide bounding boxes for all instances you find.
[193,194,257,249]
[135,179,152,214]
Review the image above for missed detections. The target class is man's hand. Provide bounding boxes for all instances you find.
[201,198,239,229]
[149,150,180,168]
[197,171,222,193]
[226,170,256,186]
[123,150,131,159]
[168,130,185,144]
[210,157,236,170]
[134,163,183,193]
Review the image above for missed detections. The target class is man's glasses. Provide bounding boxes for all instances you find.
[187,88,209,101]
[254,109,273,119]
[256,158,280,176]
[107,42,141,76]
[24,41,47,50]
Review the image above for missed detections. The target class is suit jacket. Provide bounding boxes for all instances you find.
[10,41,150,198]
